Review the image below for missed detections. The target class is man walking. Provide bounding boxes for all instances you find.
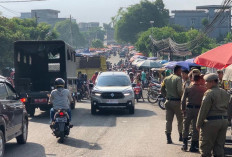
[161,65,183,144]
[197,73,230,157]
[181,75,206,152]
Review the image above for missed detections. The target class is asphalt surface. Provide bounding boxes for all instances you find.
[4,55,232,157]
[4,100,232,157]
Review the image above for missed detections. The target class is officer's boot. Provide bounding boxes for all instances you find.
[166,133,173,144]
[189,141,198,152]
[181,138,188,151]
[179,133,183,141]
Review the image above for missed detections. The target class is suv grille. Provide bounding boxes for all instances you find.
[101,92,124,99]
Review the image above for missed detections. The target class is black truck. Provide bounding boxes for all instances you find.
[14,40,77,116]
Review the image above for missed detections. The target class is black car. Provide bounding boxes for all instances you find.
[0,75,28,157]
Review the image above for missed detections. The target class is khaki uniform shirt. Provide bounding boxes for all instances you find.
[181,84,207,110]
[182,79,191,91]
[161,74,182,99]
[196,86,230,128]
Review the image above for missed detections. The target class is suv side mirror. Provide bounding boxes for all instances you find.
[132,83,136,88]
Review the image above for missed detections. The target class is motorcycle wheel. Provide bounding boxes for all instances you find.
[158,98,166,110]
[59,131,65,143]
[147,91,158,104]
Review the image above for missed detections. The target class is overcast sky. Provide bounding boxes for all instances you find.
[1,0,224,24]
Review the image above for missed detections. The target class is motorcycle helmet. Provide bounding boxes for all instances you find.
[54,78,65,88]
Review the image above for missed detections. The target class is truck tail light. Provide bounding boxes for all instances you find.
[20,98,27,103]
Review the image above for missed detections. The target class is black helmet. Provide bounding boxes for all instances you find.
[95,71,98,75]
[54,78,65,87]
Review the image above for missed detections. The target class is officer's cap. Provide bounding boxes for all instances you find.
[217,70,223,74]
[203,73,218,82]
[188,69,201,78]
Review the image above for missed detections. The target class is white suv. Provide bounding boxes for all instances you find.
[91,72,135,114]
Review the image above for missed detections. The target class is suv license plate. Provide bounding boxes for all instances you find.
[56,117,67,123]
[34,98,47,103]
[107,99,118,104]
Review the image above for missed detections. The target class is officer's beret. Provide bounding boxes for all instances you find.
[203,73,218,81]
[188,69,201,77]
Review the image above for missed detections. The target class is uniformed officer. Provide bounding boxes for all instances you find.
[161,65,183,144]
[217,70,224,89]
[196,73,230,157]
[181,75,206,152]
[181,69,190,90]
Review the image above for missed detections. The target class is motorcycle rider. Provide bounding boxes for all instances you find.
[129,72,134,83]
[49,78,73,124]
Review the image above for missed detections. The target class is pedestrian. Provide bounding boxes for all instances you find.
[196,73,230,157]
[161,65,183,144]
[91,71,98,85]
[141,70,146,88]
[217,70,224,89]
[181,75,206,152]
[181,69,190,90]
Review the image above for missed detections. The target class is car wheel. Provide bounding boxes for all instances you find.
[0,130,5,157]
[26,104,35,117]
[91,103,97,115]
[129,106,135,114]
[16,119,28,144]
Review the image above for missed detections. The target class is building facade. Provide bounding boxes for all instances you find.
[170,5,231,39]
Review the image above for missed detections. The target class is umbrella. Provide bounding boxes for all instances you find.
[164,61,200,70]
[135,53,144,56]
[160,60,168,64]
[194,43,232,69]
[129,55,147,62]
[132,59,145,65]
[147,57,158,60]
[136,60,162,69]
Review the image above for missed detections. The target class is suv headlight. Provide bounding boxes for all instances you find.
[123,90,133,96]
[92,91,101,96]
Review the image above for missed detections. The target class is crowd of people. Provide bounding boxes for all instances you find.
[161,65,231,157]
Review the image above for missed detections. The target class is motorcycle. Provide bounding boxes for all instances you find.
[147,82,161,104]
[50,109,72,143]
[133,84,144,102]
[157,94,166,110]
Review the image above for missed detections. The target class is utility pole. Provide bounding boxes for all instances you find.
[35,12,38,25]
[70,15,74,47]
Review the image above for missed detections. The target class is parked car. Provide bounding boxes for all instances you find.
[0,75,28,157]
[91,72,135,114]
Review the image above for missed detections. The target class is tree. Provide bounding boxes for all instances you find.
[0,17,58,72]
[114,0,169,43]
[91,39,104,48]
[81,27,105,47]
[54,20,86,48]
[135,26,217,56]
[201,18,209,27]
[224,32,232,43]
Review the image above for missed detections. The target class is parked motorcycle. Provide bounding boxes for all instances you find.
[50,109,72,143]
[147,82,161,104]
[157,94,166,110]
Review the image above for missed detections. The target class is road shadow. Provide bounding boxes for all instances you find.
[61,137,102,150]
[5,142,46,157]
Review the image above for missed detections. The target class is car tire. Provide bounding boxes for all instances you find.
[0,130,5,157]
[129,106,135,114]
[70,99,75,110]
[16,119,28,144]
[91,103,97,115]
[26,103,35,117]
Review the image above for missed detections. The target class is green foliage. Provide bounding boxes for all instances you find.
[135,26,217,56]
[81,27,105,47]
[91,39,104,48]
[54,20,86,48]
[201,18,209,27]
[224,32,232,43]
[114,0,169,43]
[0,17,58,72]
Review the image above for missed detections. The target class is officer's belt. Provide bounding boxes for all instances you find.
[206,116,228,120]
[167,98,181,101]
[187,105,200,109]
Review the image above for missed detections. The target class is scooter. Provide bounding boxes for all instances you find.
[133,84,144,102]
[50,109,72,143]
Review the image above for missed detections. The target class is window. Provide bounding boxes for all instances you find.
[5,84,17,100]
[0,83,8,100]
[48,52,60,59]
[17,52,20,62]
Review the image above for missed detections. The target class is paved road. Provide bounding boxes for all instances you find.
[4,100,232,157]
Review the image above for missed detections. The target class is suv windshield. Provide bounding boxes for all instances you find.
[97,76,130,87]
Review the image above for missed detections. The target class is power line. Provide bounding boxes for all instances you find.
[0,0,46,3]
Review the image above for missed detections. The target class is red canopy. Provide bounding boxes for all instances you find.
[194,43,232,69]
